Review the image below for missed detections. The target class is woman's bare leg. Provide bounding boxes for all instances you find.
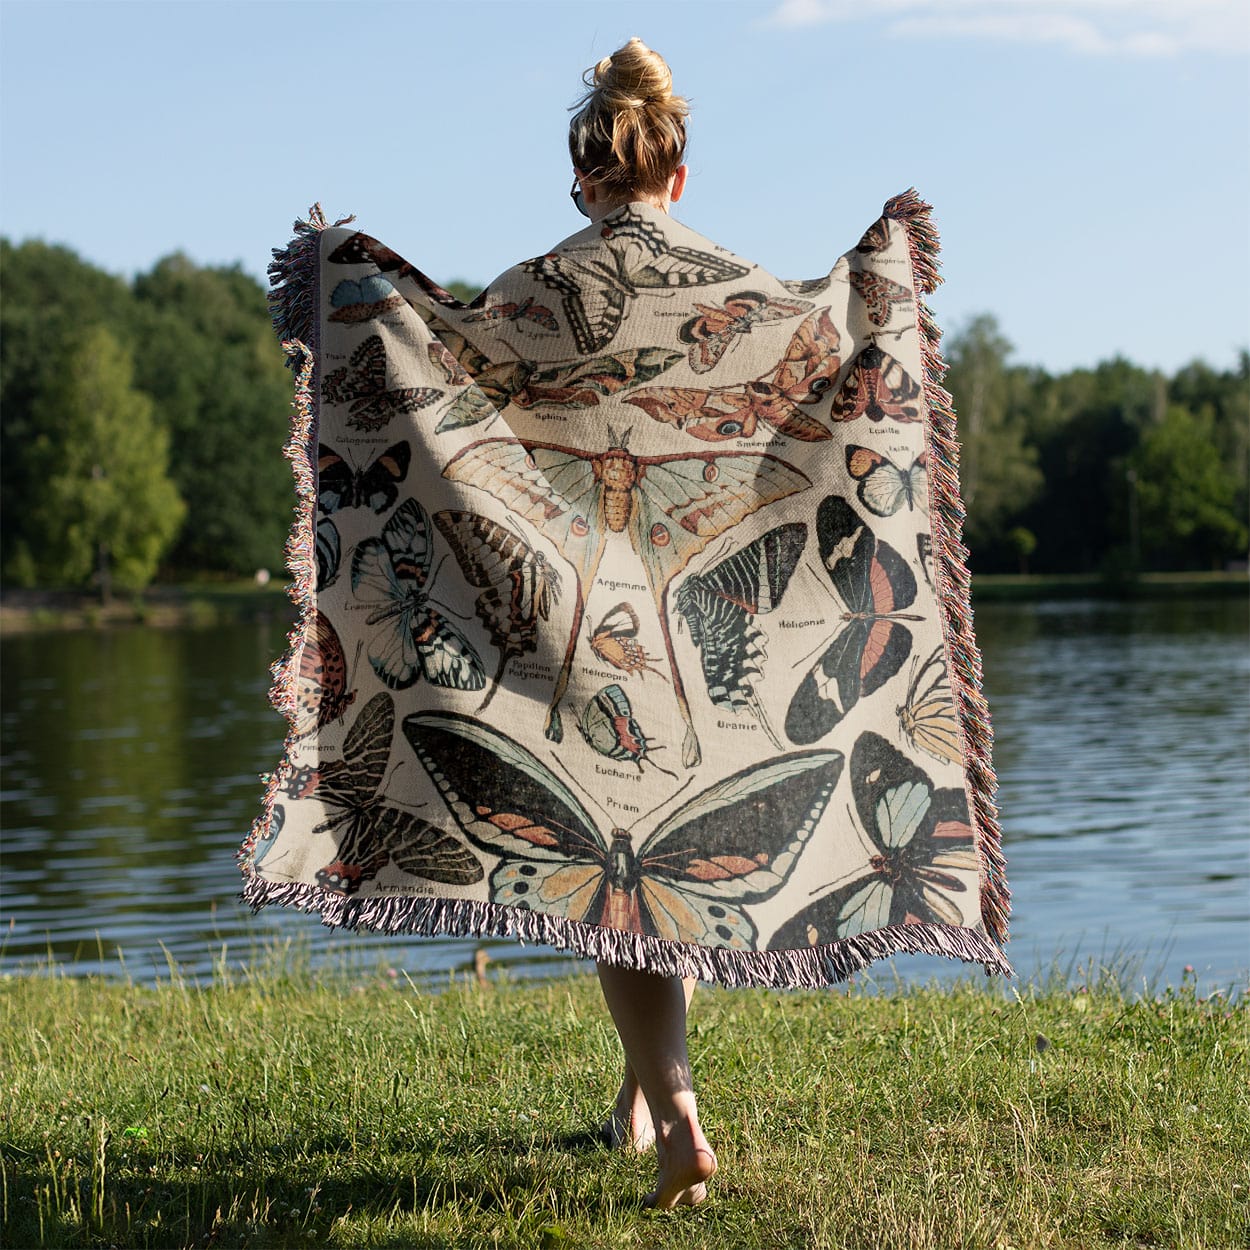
[596,964,717,1208]
[602,977,696,1151]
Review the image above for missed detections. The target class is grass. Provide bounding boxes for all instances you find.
[1,960,1246,1250]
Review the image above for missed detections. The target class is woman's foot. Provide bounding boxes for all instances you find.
[644,1117,717,1209]
[601,1075,655,1151]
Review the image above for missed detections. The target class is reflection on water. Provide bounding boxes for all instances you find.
[2,596,1247,991]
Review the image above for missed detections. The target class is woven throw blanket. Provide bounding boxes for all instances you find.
[239,192,1011,987]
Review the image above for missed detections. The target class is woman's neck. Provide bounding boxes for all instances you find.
[588,191,669,224]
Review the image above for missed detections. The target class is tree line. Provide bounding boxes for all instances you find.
[1,238,1245,594]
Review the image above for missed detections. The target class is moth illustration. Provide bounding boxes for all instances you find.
[327,232,487,309]
[785,496,921,746]
[293,609,356,738]
[780,276,832,297]
[848,270,913,328]
[522,206,751,354]
[321,335,442,431]
[679,290,814,374]
[317,441,410,516]
[855,217,891,255]
[463,296,559,334]
[829,344,924,424]
[403,711,844,946]
[351,498,486,692]
[588,603,665,680]
[769,731,975,947]
[624,309,842,442]
[845,445,928,517]
[676,523,807,749]
[579,684,675,777]
[421,311,680,431]
[442,428,811,765]
[432,510,563,711]
[315,518,341,592]
[897,645,961,767]
[283,692,483,896]
[328,276,405,323]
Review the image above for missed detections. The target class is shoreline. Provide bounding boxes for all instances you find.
[2,570,1245,635]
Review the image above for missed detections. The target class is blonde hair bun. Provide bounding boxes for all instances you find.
[569,38,688,197]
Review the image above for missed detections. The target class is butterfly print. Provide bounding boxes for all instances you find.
[588,603,665,680]
[785,496,921,746]
[402,711,843,946]
[318,441,410,515]
[422,318,533,433]
[679,290,814,374]
[284,692,483,896]
[432,510,563,712]
[770,732,975,947]
[855,217,891,254]
[328,276,405,323]
[463,296,559,334]
[442,429,810,765]
[293,610,356,738]
[829,344,924,425]
[327,232,488,309]
[250,802,285,870]
[676,523,807,749]
[897,645,961,767]
[579,684,676,777]
[321,335,442,432]
[848,271,913,328]
[625,309,843,443]
[351,498,487,692]
[316,518,341,592]
[522,206,750,354]
[516,347,683,411]
[845,446,928,517]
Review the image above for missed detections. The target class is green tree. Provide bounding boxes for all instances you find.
[1,239,139,580]
[24,327,185,596]
[1129,405,1246,570]
[131,256,293,574]
[943,315,1043,563]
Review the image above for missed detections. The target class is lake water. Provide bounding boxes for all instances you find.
[2,596,1247,994]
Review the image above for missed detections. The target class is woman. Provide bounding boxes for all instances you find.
[566,37,717,1211]
[246,36,1010,1216]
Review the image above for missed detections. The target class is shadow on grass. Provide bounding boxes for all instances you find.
[4,1126,636,1250]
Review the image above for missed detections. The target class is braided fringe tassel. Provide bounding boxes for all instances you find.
[884,189,1011,947]
[239,207,346,874]
[239,874,1014,988]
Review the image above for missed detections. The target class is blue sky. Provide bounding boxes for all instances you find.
[2,0,1246,374]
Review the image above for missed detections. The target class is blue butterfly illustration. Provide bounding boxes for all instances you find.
[351,498,486,692]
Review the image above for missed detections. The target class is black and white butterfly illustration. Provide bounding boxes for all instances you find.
[351,498,486,692]
[522,206,751,355]
[317,441,410,516]
[281,692,483,896]
[432,510,563,711]
[769,731,975,948]
[321,335,443,432]
[785,497,921,746]
[845,445,928,517]
[402,710,844,947]
[676,523,807,749]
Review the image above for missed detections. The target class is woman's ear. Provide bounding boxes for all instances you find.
[669,164,688,203]
[575,169,597,205]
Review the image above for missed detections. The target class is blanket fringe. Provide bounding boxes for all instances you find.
[884,189,1010,948]
[239,206,345,874]
[240,872,1014,988]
